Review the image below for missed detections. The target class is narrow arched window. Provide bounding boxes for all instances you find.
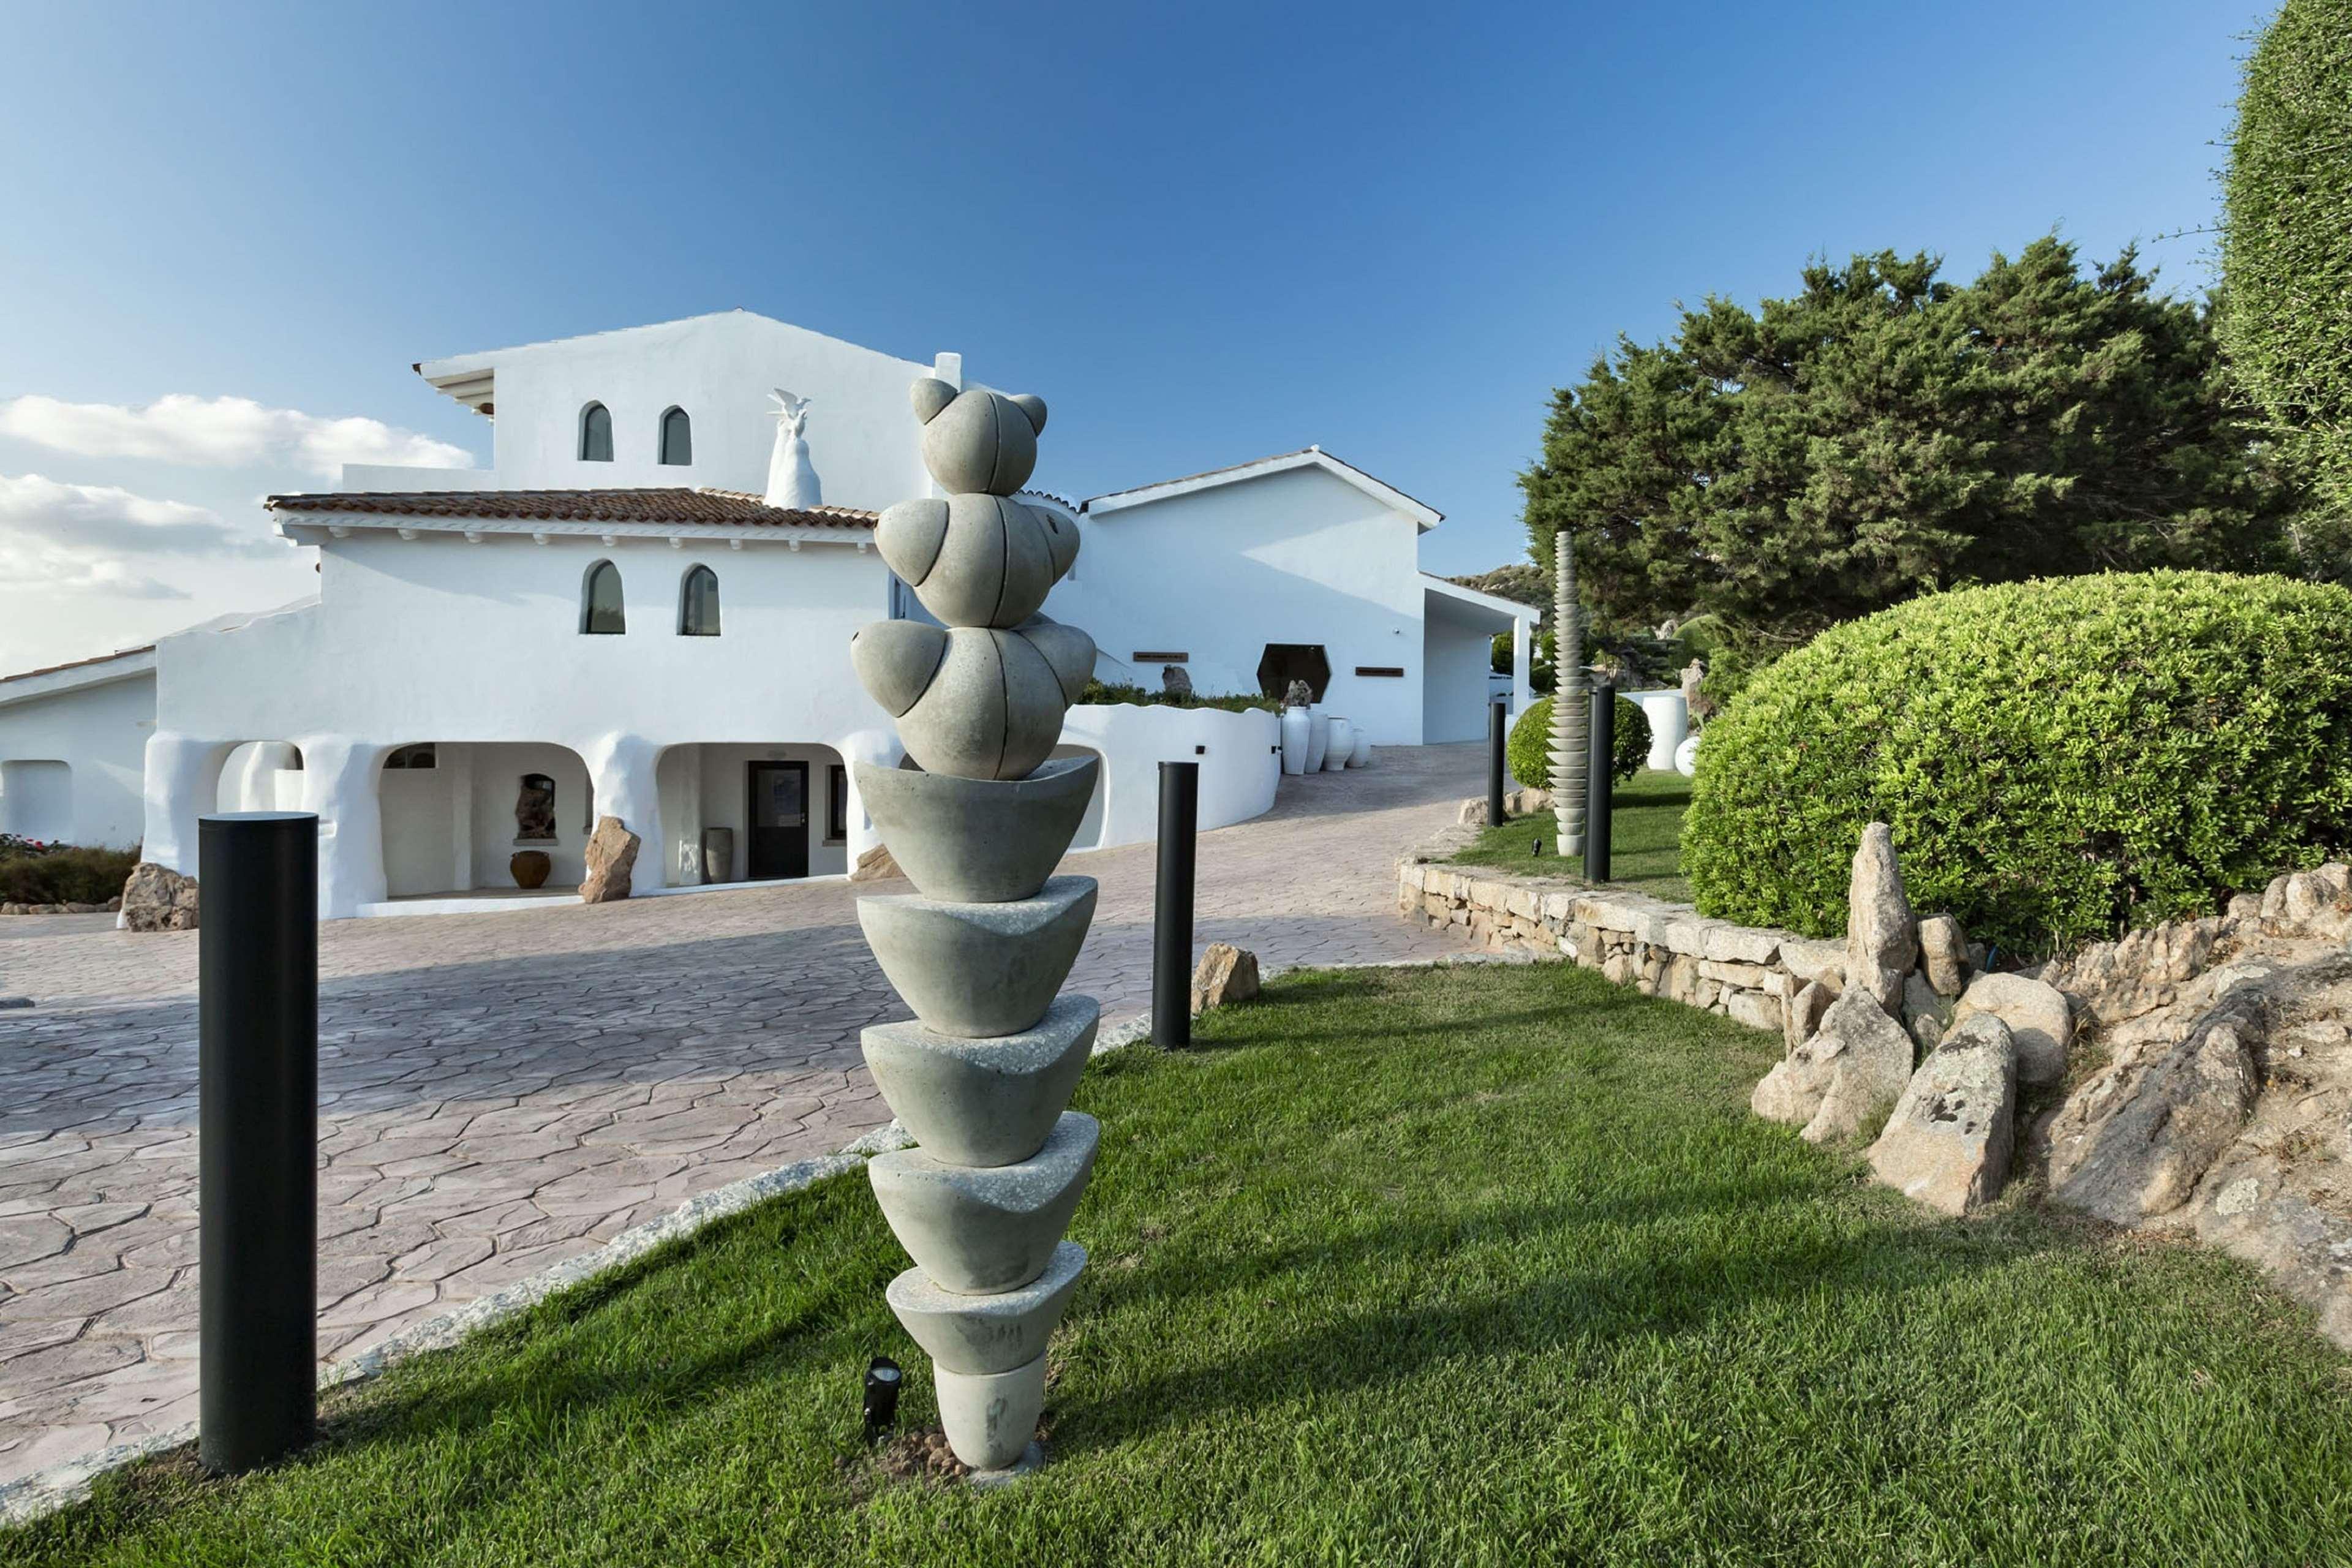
[679,564,721,636]
[582,560,625,634]
[579,402,613,462]
[658,406,692,466]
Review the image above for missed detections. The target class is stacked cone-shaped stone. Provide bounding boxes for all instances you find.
[1550,529,1587,858]
[850,375,1100,1472]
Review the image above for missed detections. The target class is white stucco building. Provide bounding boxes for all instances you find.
[0,311,1534,917]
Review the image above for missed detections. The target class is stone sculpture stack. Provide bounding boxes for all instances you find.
[849,375,1101,1473]
[1550,530,1589,858]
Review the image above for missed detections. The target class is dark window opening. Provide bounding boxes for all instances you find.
[827,764,848,842]
[582,560,625,634]
[579,402,613,462]
[385,744,437,769]
[679,564,721,636]
[516,773,557,841]
[659,406,692,466]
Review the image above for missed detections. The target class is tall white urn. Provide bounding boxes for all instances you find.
[1280,706,1311,775]
[1305,710,1330,773]
[1322,717,1354,772]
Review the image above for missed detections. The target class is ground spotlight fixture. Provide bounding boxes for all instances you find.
[862,1355,902,1442]
[1532,835,1542,856]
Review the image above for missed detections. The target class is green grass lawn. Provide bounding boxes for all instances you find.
[17,963,2352,1566]
[1452,768,1692,902]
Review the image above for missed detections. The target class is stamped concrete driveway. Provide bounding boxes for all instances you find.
[0,742,1482,1482]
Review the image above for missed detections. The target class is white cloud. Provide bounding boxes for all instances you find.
[0,393,474,479]
[0,472,274,600]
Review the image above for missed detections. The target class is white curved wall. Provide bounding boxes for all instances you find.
[1060,703,1281,850]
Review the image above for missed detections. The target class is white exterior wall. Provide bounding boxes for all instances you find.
[1422,609,1502,745]
[409,314,937,511]
[1051,467,1428,745]
[148,532,899,914]
[661,742,851,884]
[0,670,154,848]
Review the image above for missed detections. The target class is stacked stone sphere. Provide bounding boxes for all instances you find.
[849,376,1101,1472]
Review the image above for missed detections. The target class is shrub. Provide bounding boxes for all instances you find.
[1680,571,2352,956]
[1077,678,1276,714]
[1507,695,1650,791]
[0,843,138,905]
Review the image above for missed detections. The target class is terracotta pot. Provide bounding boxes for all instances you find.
[510,850,552,889]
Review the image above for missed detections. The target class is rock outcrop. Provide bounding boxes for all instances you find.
[851,842,903,883]
[1951,971,2070,1087]
[1191,943,1260,1016]
[119,862,198,932]
[2033,864,2352,1348]
[1844,823,1915,1005]
[1866,1013,2018,1216]
[1752,986,1913,1144]
[578,816,641,903]
[1917,914,1967,996]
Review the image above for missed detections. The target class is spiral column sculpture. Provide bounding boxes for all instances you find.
[850,375,1101,1472]
[1550,529,1588,858]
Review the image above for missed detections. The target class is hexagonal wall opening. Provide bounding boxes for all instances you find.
[1256,643,1331,702]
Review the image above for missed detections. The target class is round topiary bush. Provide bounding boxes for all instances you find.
[1681,571,2352,956]
[1507,695,1650,793]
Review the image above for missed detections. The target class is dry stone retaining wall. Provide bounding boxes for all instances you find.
[1396,826,1841,1041]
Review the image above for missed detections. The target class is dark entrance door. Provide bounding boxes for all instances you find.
[747,761,810,881]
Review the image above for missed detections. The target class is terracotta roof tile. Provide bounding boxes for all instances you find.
[0,645,154,686]
[265,487,877,530]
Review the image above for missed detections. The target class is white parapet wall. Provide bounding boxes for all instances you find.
[1056,703,1281,851]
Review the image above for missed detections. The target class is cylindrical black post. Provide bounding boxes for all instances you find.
[198,812,318,1474]
[1585,684,1615,883]
[1152,762,1199,1049]
[1487,698,1507,827]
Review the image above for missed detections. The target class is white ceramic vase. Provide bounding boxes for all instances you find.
[1279,706,1310,775]
[1349,731,1372,767]
[1323,717,1354,772]
[1305,710,1330,773]
[1674,733,1701,778]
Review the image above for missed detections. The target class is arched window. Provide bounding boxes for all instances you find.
[582,560,625,634]
[579,402,613,462]
[679,564,721,636]
[658,406,692,466]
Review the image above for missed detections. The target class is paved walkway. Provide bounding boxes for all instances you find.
[0,743,1480,1482]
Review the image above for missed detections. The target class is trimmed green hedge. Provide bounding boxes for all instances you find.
[1681,571,2352,955]
[0,843,138,905]
[1079,678,1276,714]
[1507,695,1650,793]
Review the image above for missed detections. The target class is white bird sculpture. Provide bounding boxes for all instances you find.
[764,389,821,510]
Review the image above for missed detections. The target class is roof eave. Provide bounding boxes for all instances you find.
[1085,449,1443,531]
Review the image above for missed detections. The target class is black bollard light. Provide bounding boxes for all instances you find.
[198,811,318,1475]
[863,1355,903,1442]
[1486,698,1507,828]
[1152,761,1199,1049]
[1585,684,1615,883]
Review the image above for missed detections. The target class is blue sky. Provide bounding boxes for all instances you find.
[0,0,2267,671]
